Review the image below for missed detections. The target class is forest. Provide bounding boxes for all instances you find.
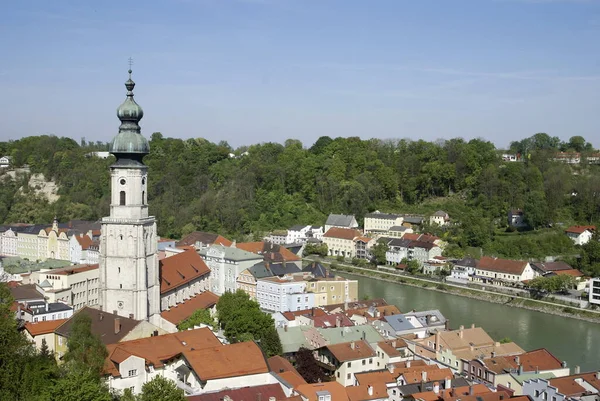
[0,132,599,264]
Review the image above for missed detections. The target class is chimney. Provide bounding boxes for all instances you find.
[114,317,121,334]
[336,316,341,328]
[351,341,355,350]
[518,364,523,375]
[392,340,397,348]
[406,360,411,368]
[269,398,276,401]
[362,331,366,341]
[435,331,441,351]
[389,364,395,374]
[284,325,288,332]
[574,366,580,375]
[596,372,600,380]
[459,325,464,338]
[535,366,539,374]
[445,376,451,389]
[433,382,440,394]
[469,386,474,395]
[45,303,49,312]
[562,361,568,369]
[368,385,373,396]
[421,371,427,382]
[491,351,496,358]
[515,355,520,365]
[341,329,345,337]
[99,313,104,321]
[471,323,475,329]
[445,319,451,330]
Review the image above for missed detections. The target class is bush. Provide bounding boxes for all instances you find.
[436,284,448,291]
[336,255,345,262]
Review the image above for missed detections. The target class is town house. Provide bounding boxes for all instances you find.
[237,262,273,300]
[523,371,600,401]
[323,227,362,258]
[200,245,263,295]
[364,211,404,235]
[474,256,536,285]
[565,225,595,246]
[256,276,315,312]
[318,340,378,386]
[325,214,359,233]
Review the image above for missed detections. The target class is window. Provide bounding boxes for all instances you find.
[362,360,366,365]
[347,373,351,380]
[369,358,373,364]
[543,393,547,400]
[347,362,351,368]
[337,372,340,378]
[120,191,126,205]
[142,191,145,205]
[120,179,126,185]
[128,370,137,377]
[535,391,540,397]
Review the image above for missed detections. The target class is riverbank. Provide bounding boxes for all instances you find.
[325,262,600,323]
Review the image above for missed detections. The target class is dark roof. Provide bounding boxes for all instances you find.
[530,261,573,273]
[408,240,436,250]
[325,214,356,227]
[248,262,274,279]
[187,384,286,401]
[289,224,308,231]
[9,285,45,302]
[454,258,479,268]
[365,212,400,220]
[176,231,232,247]
[268,262,302,276]
[54,307,140,345]
[389,226,409,232]
[403,216,424,224]
[25,302,72,315]
[388,238,412,248]
[302,262,334,278]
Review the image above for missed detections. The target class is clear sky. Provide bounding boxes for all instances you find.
[1,0,599,149]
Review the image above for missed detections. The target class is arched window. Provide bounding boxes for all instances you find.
[120,191,126,205]
[142,191,145,205]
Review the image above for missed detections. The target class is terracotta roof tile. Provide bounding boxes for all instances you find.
[477,256,528,275]
[377,339,408,357]
[565,225,596,234]
[24,319,69,336]
[183,341,269,381]
[508,348,564,372]
[313,313,354,328]
[159,291,219,326]
[549,372,600,396]
[552,269,584,277]
[104,328,221,377]
[235,242,301,262]
[278,371,308,388]
[323,227,362,240]
[354,370,396,386]
[160,249,210,294]
[401,367,453,384]
[326,340,376,362]
[52,264,99,275]
[176,231,233,247]
[346,383,389,401]
[296,382,350,401]
[186,384,287,401]
[282,308,328,321]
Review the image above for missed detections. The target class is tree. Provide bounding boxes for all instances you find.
[138,376,185,401]
[177,308,215,331]
[62,313,108,376]
[49,371,112,401]
[304,243,328,257]
[371,239,389,266]
[295,347,326,383]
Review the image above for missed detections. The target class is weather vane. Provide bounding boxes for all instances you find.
[128,57,134,73]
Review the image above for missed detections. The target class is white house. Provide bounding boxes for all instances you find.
[69,233,100,264]
[0,228,18,256]
[323,227,361,258]
[200,245,263,296]
[317,340,378,386]
[589,278,600,305]
[474,256,536,285]
[19,301,74,323]
[256,276,315,312]
[364,211,403,234]
[0,156,12,168]
[325,214,358,233]
[429,211,449,226]
[523,372,600,401]
[159,250,211,311]
[286,225,312,244]
[508,209,527,228]
[565,225,595,246]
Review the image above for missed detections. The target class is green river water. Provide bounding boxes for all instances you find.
[338,272,599,372]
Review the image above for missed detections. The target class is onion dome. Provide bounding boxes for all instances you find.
[109,69,150,160]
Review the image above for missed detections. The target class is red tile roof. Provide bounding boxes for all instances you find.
[159,249,210,294]
[235,242,301,262]
[549,372,600,396]
[52,264,99,275]
[24,319,69,336]
[553,269,584,277]
[313,313,354,328]
[324,227,362,240]
[104,328,221,377]
[183,341,269,381]
[477,256,528,275]
[326,340,376,362]
[565,225,596,234]
[282,308,328,321]
[267,355,307,387]
[296,382,349,401]
[346,383,389,401]
[187,384,287,401]
[74,234,94,249]
[159,291,219,326]
[505,348,564,372]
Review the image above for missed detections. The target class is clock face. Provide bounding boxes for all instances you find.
[118,301,124,309]
[120,179,126,185]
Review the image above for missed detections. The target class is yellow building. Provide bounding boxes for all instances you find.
[305,276,358,306]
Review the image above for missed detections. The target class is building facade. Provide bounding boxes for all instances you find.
[256,277,315,312]
[364,211,403,234]
[200,245,263,295]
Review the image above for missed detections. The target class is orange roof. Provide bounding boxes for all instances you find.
[282,308,328,321]
[326,340,376,362]
[477,256,528,275]
[444,391,514,401]
[354,236,373,243]
[377,339,407,357]
[104,328,221,377]
[565,225,596,234]
[323,227,362,240]
[268,355,307,387]
[235,242,301,262]
[410,384,491,401]
[183,341,269,381]
[549,372,600,396]
[160,291,219,325]
[176,231,233,248]
[553,269,584,277]
[296,382,349,401]
[74,234,94,249]
[278,371,307,388]
[402,367,453,384]
[512,348,564,371]
[24,319,69,336]
[159,249,210,294]
[346,383,389,401]
[354,370,396,386]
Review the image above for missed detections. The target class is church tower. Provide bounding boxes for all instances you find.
[99,69,160,322]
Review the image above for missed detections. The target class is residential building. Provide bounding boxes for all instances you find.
[304,276,359,306]
[176,231,233,249]
[0,155,12,168]
[508,209,526,228]
[364,212,404,234]
[187,384,288,401]
[388,226,413,238]
[530,261,574,276]
[447,258,479,284]
[295,382,350,401]
[375,339,411,368]
[237,262,273,300]
[69,233,100,264]
[589,278,600,305]
[159,291,219,332]
[380,310,446,339]
[474,256,536,285]
[323,227,362,258]
[429,211,450,226]
[325,214,359,233]
[318,340,378,386]
[502,154,519,162]
[266,230,288,245]
[553,152,581,164]
[200,245,263,295]
[385,237,442,267]
[256,276,315,312]
[355,236,375,260]
[523,372,600,401]
[9,284,45,304]
[159,249,211,311]
[235,241,302,268]
[23,319,69,356]
[287,225,312,244]
[37,218,70,261]
[308,226,325,241]
[565,226,596,246]
[402,215,424,227]
[19,301,73,323]
[21,264,100,309]
[301,262,334,279]
[0,227,18,256]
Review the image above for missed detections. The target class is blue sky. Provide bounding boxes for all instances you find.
[1,0,599,148]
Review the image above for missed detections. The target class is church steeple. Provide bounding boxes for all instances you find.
[109,68,149,164]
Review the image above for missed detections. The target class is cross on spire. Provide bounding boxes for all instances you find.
[128,57,134,76]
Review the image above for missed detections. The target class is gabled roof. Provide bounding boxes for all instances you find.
[159,291,219,326]
[377,339,408,357]
[454,257,479,268]
[511,348,564,372]
[326,340,376,362]
[24,319,69,336]
[186,384,286,401]
[302,262,333,278]
[289,224,309,232]
[104,327,221,377]
[201,245,264,262]
[50,264,99,275]
[477,256,528,275]
[324,227,361,240]
[176,231,232,247]
[401,367,453,384]
[183,341,269,381]
[247,262,275,279]
[313,313,354,328]
[235,242,301,262]
[55,307,140,345]
[268,355,307,387]
[365,211,401,220]
[268,262,302,276]
[403,215,424,224]
[74,234,94,249]
[549,372,600,396]
[346,383,389,401]
[565,225,596,234]
[530,261,573,272]
[296,382,350,401]
[9,284,45,302]
[326,214,357,227]
[159,250,210,294]
[282,307,328,321]
[432,210,448,217]
[402,233,439,243]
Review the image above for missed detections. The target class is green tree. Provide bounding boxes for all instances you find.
[138,375,185,401]
[49,372,112,401]
[371,239,389,265]
[177,309,215,331]
[63,313,108,376]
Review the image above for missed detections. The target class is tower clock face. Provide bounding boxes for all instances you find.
[118,301,124,309]
[120,179,126,185]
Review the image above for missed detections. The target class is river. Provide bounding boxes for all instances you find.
[338,272,600,372]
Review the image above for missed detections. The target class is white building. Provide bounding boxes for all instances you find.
[323,227,361,258]
[286,225,312,244]
[475,256,536,285]
[98,70,161,323]
[565,225,596,246]
[256,276,315,312]
[589,278,600,305]
[69,233,100,264]
[159,250,211,311]
[364,211,403,234]
[317,340,378,386]
[200,245,263,295]
[429,211,449,226]
[19,301,74,323]
[325,214,359,233]
[0,155,12,168]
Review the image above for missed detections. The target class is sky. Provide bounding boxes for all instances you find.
[0,0,599,149]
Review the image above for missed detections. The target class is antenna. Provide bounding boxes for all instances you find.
[128,57,134,77]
